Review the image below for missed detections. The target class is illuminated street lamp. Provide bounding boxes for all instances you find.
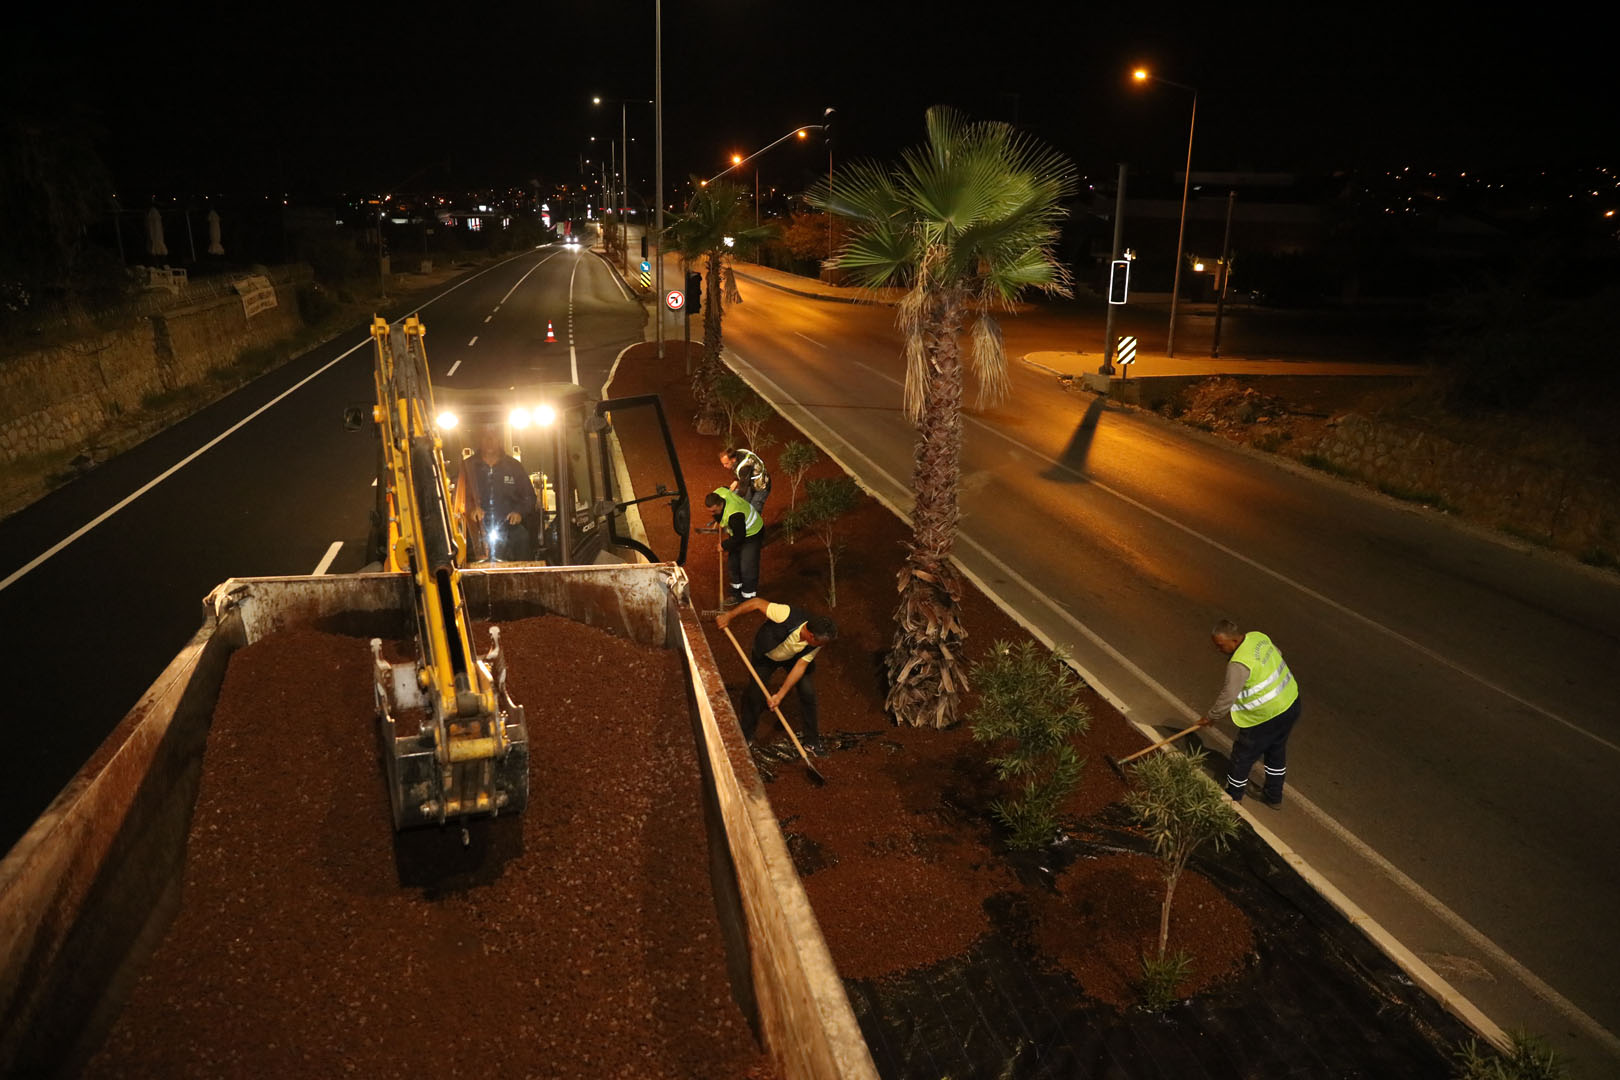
[593,94,654,274]
[1132,66,1197,358]
[707,118,832,233]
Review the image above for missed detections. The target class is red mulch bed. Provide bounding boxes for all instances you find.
[608,342,1255,1002]
[89,620,771,1078]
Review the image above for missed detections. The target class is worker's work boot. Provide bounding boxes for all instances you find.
[1257,791,1284,810]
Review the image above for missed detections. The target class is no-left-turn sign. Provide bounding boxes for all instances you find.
[665,290,685,311]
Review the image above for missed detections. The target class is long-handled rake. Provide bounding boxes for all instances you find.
[720,625,826,787]
[1105,721,1205,780]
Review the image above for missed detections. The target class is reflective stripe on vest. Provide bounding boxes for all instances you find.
[1230,631,1299,728]
[714,487,762,536]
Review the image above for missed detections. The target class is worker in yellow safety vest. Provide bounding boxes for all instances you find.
[705,487,764,604]
[1197,619,1301,809]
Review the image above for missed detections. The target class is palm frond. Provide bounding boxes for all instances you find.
[969,313,1009,408]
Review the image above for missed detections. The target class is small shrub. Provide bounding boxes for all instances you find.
[1452,1030,1569,1080]
[713,372,751,438]
[778,441,820,540]
[1127,747,1239,960]
[1300,452,1357,479]
[1138,949,1192,1012]
[1579,547,1618,570]
[296,283,338,325]
[736,398,776,450]
[782,476,861,606]
[968,641,1091,850]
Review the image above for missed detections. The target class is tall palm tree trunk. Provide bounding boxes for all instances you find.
[886,294,969,728]
[692,252,727,428]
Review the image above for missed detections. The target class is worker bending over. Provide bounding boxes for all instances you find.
[1197,619,1301,808]
[720,446,771,518]
[718,598,837,754]
[705,487,763,603]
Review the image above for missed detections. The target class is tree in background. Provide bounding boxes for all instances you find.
[968,642,1091,850]
[783,476,861,606]
[736,398,776,451]
[0,92,115,312]
[661,181,772,429]
[811,107,1076,728]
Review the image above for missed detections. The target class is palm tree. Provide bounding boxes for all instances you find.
[660,180,772,430]
[810,107,1076,729]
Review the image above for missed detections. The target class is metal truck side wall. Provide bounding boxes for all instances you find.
[0,567,873,1079]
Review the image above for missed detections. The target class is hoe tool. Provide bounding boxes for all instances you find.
[1106,720,1205,780]
[720,626,826,787]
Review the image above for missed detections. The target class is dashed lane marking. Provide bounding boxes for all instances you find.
[446,360,462,377]
[311,541,343,576]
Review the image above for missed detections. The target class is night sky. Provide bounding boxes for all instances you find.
[9,2,1613,201]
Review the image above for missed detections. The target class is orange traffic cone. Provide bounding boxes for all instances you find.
[546,321,557,343]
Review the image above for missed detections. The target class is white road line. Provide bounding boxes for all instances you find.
[446,360,462,377]
[793,331,827,349]
[484,315,492,323]
[844,357,1618,756]
[599,256,635,302]
[496,250,560,306]
[370,477,377,487]
[724,345,1619,1060]
[467,336,477,347]
[568,257,582,385]
[311,541,343,576]
[0,248,542,596]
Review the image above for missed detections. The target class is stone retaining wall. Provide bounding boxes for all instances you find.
[0,268,310,466]
[1309,413,1618,559]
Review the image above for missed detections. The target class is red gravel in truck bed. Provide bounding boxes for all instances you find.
[88,620,770,1079]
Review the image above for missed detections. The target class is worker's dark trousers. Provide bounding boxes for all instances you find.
[1225,696,1301,802]
[726,535,762,601]
[740,654,818,744]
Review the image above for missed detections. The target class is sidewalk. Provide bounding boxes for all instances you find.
[1025,348,1430,380]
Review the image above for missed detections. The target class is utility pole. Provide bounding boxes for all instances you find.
[620,101,629,275]
[1166,90,1197,358]
[1100,162,1127,375]
[655,0,665,359]
[1211,189,1236,358]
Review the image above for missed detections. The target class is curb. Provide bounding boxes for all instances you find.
[716,345,1518,1058]
[732,269,894,307]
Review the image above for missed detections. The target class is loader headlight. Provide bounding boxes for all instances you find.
[509,407,531,429]
[533,403,557,427]
[436,410,459,430]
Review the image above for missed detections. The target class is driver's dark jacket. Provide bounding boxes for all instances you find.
[456,454,537,521]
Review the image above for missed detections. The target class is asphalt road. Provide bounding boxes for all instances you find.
[0,244,642,854]
[701,271,1620,1072]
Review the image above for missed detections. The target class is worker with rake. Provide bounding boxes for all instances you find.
[717,599,838,755]
[1198,619,1302,808]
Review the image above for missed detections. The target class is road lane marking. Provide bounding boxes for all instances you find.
[370,477,377,487]
[598,255,635,302]
[446,360,462,377]
[311,541,343,576]
[484,315,492,323]
[843,357,1617,756]
[0,248,545,595]
[793,331,827,349]
[568,257,581,385]
[467,336,477,347]
[497,250,560,306]
[723,345,1617,1061]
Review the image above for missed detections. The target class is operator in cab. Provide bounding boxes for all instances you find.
[455,425,536,561]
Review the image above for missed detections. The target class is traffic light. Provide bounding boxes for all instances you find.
[823,107,835,149]
[640,234,648,259]
[686,270,702,314]
[1107,258,1130,305]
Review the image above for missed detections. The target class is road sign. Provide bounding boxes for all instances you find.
[1107,258,1130,305]
[665,290,685,311]
[1116,335,1138,366]
[639,260,651,289]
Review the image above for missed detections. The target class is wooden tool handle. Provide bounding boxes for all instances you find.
[1116,721,1204,767]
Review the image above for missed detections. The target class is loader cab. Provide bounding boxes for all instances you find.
[434,384,603,566]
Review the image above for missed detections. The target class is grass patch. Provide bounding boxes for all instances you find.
[1300,453,1357,479]
[1579,547,1619,570]
[1376,481,1451,510]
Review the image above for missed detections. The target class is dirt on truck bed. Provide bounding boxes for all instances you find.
[88,619,772,1079]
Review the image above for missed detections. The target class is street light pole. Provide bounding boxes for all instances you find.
[1167,88,1196,358]
[656,0,665,359]
[620,100,629,274]
[1100,162,1127,375]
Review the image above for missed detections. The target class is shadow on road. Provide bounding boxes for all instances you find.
[1041,395,1107,482]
